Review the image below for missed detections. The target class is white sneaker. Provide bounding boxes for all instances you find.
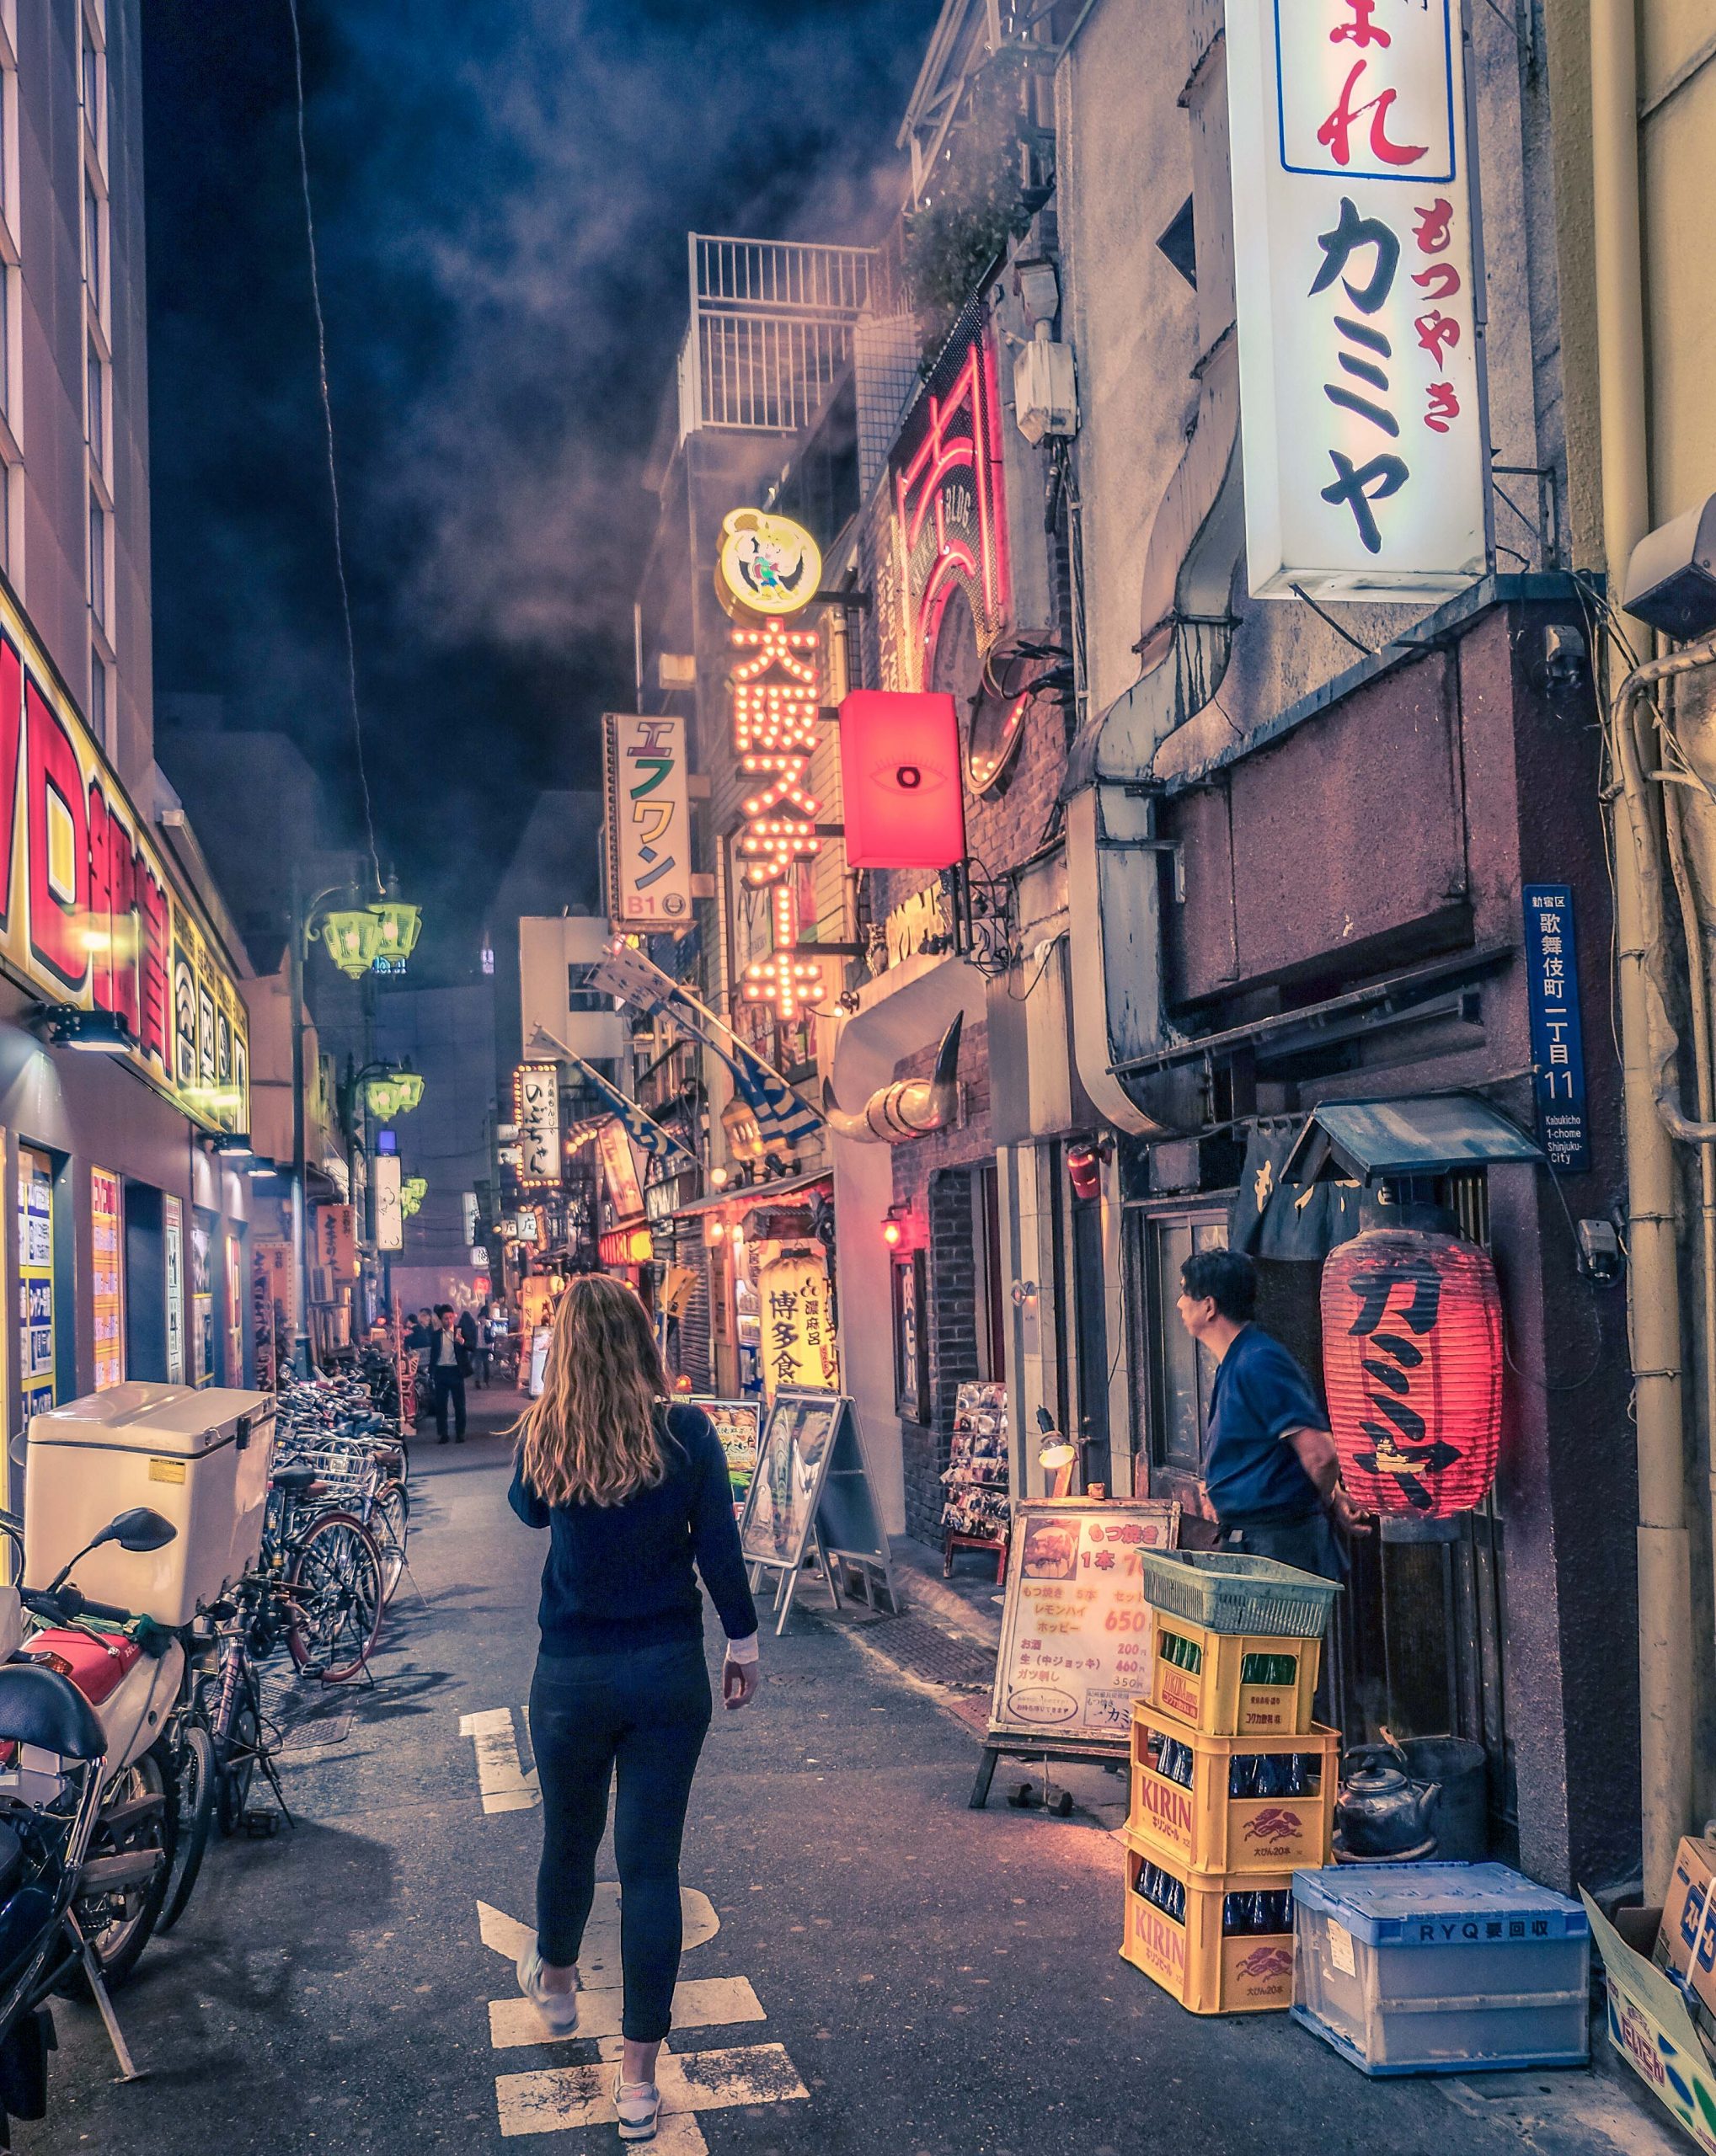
[612,2074,660,2143]
[516,1945,580,2035]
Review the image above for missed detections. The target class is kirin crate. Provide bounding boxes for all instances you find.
[1121,1832,1296,2015]
[1131,1705,1338,1876]
[1149,1614,1321,1738]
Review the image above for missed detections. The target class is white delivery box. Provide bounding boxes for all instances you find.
[24,1384,276,1626]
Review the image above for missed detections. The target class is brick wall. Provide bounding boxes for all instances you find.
[898,1165,986,1546]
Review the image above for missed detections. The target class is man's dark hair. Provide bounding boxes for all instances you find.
[1180,1248,1258,1323]
[436,1303,453,1318]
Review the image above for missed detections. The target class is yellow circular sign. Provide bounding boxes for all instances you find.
[715,509,822,618]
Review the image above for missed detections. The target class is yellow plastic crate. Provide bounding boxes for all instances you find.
[1120,1831,1296,2015]
[1149,1614,1320,1737]
[1129,1705,1338,1875]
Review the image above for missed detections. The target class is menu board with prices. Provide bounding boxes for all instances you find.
[18,1145,54,1421]
[989,1499,1182,1751]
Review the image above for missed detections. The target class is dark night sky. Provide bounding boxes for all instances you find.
[142,0,929,979]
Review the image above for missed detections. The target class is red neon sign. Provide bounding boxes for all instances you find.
[838,691,965,870]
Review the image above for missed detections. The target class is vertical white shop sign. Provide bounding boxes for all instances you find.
[375,1155,404,1253]
[1226,0,1489,598]
[163,1195,185,1387]
[603,712,694,931]
[514,1064,562,1189]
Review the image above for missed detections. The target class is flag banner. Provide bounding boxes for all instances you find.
[525,1022,700,1170]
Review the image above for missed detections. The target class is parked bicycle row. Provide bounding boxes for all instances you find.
[0,1369,414,2149]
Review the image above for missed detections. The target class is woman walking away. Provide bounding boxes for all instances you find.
[508,1275,759,2143]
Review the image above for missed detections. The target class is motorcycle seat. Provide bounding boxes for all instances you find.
[0,1663,105,1761]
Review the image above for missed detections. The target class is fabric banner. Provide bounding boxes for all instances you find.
[1231,1119,1361,1259]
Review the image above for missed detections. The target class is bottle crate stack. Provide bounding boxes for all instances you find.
[1121,1553,1341,2016]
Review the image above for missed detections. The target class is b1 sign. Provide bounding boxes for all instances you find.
[1227,0,1489,599]
[603,712,693,931]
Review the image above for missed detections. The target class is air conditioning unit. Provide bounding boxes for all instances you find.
[1014,324,1078,445]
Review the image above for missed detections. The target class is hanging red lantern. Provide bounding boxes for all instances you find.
[1320,1227,1504,1519]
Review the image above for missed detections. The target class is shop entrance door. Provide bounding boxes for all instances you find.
[1070,1190,1110,1488]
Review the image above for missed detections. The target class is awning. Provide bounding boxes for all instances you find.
[1283,1095,1543,1184]
[671,1169,832,1221]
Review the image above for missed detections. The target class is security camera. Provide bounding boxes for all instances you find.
[1623,496,1716,639]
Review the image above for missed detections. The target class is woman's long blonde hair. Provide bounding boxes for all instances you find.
[515,1274,671,1508]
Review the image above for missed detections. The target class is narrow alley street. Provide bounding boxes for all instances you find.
[13,1402,1674,2156]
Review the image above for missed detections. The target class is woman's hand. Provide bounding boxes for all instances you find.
[722,1657,760,1710]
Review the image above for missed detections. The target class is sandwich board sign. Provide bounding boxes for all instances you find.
[738,1390,892,1633]
[972,1497,1180,1807]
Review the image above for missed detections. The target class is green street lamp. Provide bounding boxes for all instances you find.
[401,1176,428,1219]
[364,1069,425,1120]
[372,898,423,965]
[322,908,383,979]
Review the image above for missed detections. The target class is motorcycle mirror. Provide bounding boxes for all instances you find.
[8,1432,26,1469]
[106,1508,178,1554]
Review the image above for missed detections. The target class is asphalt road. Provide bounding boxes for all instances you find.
[13,1392,1674,2155]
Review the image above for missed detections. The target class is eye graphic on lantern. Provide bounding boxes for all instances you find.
[841,691,965,870]
[1320,1226,1504,1520]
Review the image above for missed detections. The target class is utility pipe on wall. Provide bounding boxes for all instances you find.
[1590,0,1695,1898]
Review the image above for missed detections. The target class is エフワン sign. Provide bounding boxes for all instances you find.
[1227,0,1489,598]
[603,712,693,931]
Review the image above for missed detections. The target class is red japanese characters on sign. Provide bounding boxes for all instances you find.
[1227,0,1487,596]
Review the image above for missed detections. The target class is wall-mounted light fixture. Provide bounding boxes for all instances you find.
[33,1006,133,1054]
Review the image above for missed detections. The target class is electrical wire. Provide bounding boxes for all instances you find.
[286,0,383,902]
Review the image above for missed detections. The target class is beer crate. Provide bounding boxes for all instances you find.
[1129,1705,1338,1876]
[1120,1831,1296,2015]
[1149,1613,1320,1737]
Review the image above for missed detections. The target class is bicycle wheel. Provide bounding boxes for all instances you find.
[215,1672,262,1837]
[371,1482,409,1604]
[286,1511,384,1682]
[156,1720,216,1933]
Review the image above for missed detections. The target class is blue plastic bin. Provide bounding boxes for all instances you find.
[1291,1862,1590,2075]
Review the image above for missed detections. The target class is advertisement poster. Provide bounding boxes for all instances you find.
[989,1500,1181,1749]
[163,1194,185,1386]
[740,1390,841,1570]
[18,1145,53,1421]
[375,1155,404,1252]
[690,1397,762,1507]
[90,1166,123,1390]
[191,1210,214,1388]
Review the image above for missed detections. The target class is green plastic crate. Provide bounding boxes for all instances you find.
[1139,1550,1341,1639]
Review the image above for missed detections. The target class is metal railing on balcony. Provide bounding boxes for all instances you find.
[678,234,886,441]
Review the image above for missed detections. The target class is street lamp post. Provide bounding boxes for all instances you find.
[288,874,424,1377]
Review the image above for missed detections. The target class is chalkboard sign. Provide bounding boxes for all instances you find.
[690,1397,762,1507]
[739,1390,842,1572]
[989,1499,1181,1749]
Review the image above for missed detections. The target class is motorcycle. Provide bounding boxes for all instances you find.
[0,1505,179,2148]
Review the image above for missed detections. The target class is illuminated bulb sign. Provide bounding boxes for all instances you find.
[722,510,827,1022]
[1226,0,1488,597]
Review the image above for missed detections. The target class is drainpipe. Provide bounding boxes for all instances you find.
[1591,0,1694,1897]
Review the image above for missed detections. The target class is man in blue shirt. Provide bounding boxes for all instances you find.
[1177,1248,1366,1581]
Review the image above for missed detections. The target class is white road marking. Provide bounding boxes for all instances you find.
[495,2043,809,2137]
[489,1975,765,2050]
[460,1708,540,1812]
[478,1883,719,1981]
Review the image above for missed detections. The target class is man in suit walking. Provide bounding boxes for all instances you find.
[429,1304,469,1444]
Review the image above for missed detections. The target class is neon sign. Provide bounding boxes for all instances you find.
[724,513,827,1023]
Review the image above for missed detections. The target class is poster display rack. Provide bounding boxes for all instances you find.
[737,1390,895,1633]
[970,1497,1180,1808]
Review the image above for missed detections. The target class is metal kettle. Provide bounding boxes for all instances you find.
[1336,1742,1441,1859]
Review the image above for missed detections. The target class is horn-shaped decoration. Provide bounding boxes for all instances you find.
[824,1012,965,1144]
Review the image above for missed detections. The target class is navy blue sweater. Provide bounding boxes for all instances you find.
[507,1403,758,1655]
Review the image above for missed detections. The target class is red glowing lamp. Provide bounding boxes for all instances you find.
[1320,1227,1505,1520]
[881,1210,905,1248]
[838,691,966,871]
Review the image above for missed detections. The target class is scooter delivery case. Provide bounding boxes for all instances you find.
[23,1384,276,1625]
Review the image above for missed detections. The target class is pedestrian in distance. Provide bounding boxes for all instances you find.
[429,1303,469,1444]
[457,1302,481,1373]
[508,1273,760,2145]
[1175,1247,1368,1581]
[404,1306,436,1355]
[473,1300,495,1390]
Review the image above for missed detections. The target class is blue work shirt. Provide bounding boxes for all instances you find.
[1204,1325,1328,1527]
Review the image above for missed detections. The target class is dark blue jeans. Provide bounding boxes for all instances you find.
[529,1639,713,2042]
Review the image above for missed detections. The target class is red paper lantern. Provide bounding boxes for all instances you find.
[1320,1227,1504,1518]
[838,690,966,869]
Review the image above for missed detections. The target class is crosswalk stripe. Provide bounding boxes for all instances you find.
[489,1975,765,2050]
[496,2042,809,2137]
[459,1708,540,1812]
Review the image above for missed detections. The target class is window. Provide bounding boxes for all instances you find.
[88,494,104,626]
[88,654,105,739]
[1137,1209,1228,1479]
[86,339,102,463]
[81,35,99,143]
[83,184,99,306]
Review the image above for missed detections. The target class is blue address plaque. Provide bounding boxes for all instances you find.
[1522,883,1590,1175]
